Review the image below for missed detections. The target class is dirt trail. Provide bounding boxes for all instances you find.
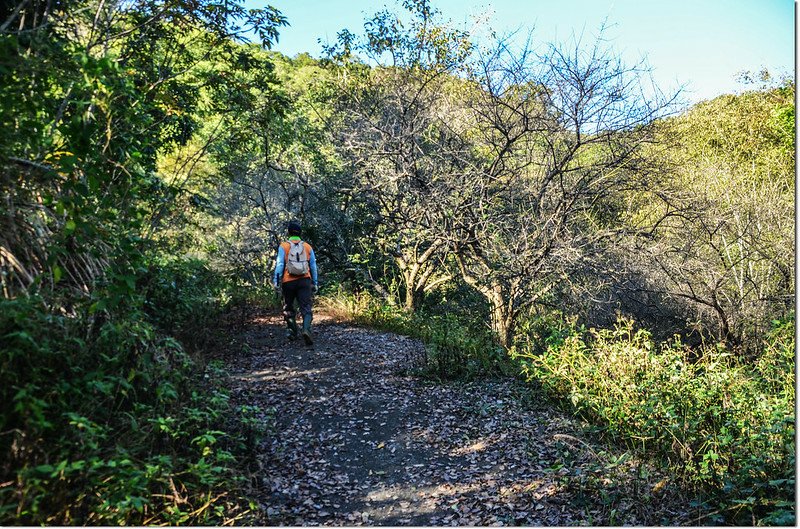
[223,308,689,526]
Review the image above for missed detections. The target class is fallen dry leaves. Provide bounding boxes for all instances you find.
[219,307,692,526]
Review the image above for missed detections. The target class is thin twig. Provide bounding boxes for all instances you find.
[553,433,605,463]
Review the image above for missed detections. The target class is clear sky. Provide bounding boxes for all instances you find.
[245,0,795,105]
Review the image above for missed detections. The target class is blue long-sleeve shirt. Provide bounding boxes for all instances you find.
[273,243,318,287]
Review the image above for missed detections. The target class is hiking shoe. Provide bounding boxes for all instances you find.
[301,315,313,345]
[286,317,299,341]
[301,328,313,346]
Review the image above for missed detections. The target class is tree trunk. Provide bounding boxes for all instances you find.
[488,286,514,348]
[398,250,438,313]
[402,274,430,312]
[454,253,516,348]
[404,281,420,312]
[401,265,418,312]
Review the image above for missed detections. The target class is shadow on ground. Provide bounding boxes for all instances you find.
[220,306,691,526]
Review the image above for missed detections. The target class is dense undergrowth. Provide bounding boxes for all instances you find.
[513,314,795,526]
[321,289,796,526]
[0,258,270,525]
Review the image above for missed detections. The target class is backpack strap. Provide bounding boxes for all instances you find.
[281,241,291,264]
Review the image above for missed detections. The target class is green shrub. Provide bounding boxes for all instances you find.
[139,256,226,353]
[0,270,268,525]
[225,282,283,312]
[512,315,795,525]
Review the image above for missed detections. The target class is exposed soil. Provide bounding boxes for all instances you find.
[221,306,692,526]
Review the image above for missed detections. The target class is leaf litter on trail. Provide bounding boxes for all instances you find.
[219,308,692,526]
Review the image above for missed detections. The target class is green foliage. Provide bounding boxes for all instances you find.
[2,0,793,525]
[636,79,795,351]
[753,315,795,399]
[1,1,289,520]
[512,315,795,525]
[0,280,268,525]
[677,77,795,183]
[139,255,227,353]
[512,311,585,357]
[419,312,510,380]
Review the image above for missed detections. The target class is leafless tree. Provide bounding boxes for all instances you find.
[444,31,680,346]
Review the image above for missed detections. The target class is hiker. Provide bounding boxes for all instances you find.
[273,221,319,345]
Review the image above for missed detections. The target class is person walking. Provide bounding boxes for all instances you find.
[272,221,319,345]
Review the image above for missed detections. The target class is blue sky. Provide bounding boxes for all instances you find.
[246,0,795,105]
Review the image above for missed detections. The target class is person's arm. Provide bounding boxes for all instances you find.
[309,248,318,287]
[273,246,285,287]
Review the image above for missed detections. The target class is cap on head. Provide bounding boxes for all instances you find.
[287,221,302,236]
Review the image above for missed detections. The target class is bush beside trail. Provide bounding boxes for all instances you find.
[0,259,269,525]
[512,315,795,526]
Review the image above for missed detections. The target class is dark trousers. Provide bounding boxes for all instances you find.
[281,277,313,321]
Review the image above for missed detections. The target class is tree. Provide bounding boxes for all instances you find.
[446,32,679,347]
[205,50,353,288]
[626,76,795,352]
[0,0,286,300]
[323,0,471,311]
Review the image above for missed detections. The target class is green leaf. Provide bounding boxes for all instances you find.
[87,174,99,192]
[65,220,76,233]
[6,331,36,347]
[34,464,54,475]
[89,299,107,314]
[53,460,68,476]
[53,265,62,283]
